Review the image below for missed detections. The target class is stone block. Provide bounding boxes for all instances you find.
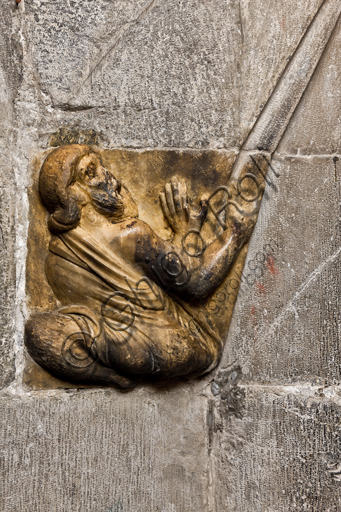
[279,15,341,155]
[0,388,209,512]
[212,385,341,511]
[0,1,23,389]
[22,0,324,149]
[220,155,341,385]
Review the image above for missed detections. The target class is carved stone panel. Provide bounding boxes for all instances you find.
[1,0,341,510]
[25,146,259,388]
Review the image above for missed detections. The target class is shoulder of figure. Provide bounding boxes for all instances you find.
[112,218,155,249]
[117,218,152,236]
[111,218,158,263]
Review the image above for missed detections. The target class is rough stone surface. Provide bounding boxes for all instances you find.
[1,0,341,510]
[212,386,341,512]
[221,155,341,385]
[0,2,22,388]
[19,0,324,150]
[0,388,209,512]
[279,14,341,155]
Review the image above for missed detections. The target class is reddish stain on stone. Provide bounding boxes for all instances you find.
[266,255,280,276]
[256,282,266,295]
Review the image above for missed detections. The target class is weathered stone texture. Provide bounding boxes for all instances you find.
[0,389,209,512]
[0,2,22,388]
[1,0,341,510]
[212,387,341,512]
[238,0,323,143]
[221,155,341,385]
[279,14,341,155]
[23,0,324,149]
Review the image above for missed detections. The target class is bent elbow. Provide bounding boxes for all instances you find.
[180,283,215,301]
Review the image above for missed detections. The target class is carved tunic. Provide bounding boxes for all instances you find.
[45,226,221,377]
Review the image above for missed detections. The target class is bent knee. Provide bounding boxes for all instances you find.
[25,312,137,388]
[25,313,77,356]
[25,312,91,376]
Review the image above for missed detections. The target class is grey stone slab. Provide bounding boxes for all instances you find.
[238,0,323,147]
[279,15,341,155]
[0,164,16,389]
[0,2,22,389]
[212,385,341,512]
[220,155,341,385]
[25,0,242,149]
[0,388,209,512]
[22,0,323,150]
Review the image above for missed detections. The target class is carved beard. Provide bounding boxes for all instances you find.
[88,174,125,220]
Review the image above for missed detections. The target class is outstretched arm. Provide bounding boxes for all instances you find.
[135,177,257,300]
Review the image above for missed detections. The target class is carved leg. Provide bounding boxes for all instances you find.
[25,312,138,389]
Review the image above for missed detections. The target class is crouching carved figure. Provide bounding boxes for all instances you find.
[25,144,264,388]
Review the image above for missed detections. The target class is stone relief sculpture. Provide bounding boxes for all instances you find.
[25,143,263,388]
[25,0,341,388]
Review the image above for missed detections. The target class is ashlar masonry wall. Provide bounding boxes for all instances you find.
[1,1,341,511]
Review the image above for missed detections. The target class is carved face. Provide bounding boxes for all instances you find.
[77,153,138,220]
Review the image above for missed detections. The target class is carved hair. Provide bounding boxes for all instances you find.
[39,144,95,234]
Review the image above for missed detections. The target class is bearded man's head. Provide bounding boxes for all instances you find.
[39,144,137,234]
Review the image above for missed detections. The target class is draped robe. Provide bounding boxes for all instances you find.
[45,226,222,378]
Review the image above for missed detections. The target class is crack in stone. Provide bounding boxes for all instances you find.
[67,0,159,104]
[255,244,341,345]
[275,152,341,159]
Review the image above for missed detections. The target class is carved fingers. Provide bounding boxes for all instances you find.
[194,193,209,227]
[160,177,211,241]
[172,177,189,217]
[160,177,189,234]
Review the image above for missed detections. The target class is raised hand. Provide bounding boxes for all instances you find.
[159,176,208,243]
